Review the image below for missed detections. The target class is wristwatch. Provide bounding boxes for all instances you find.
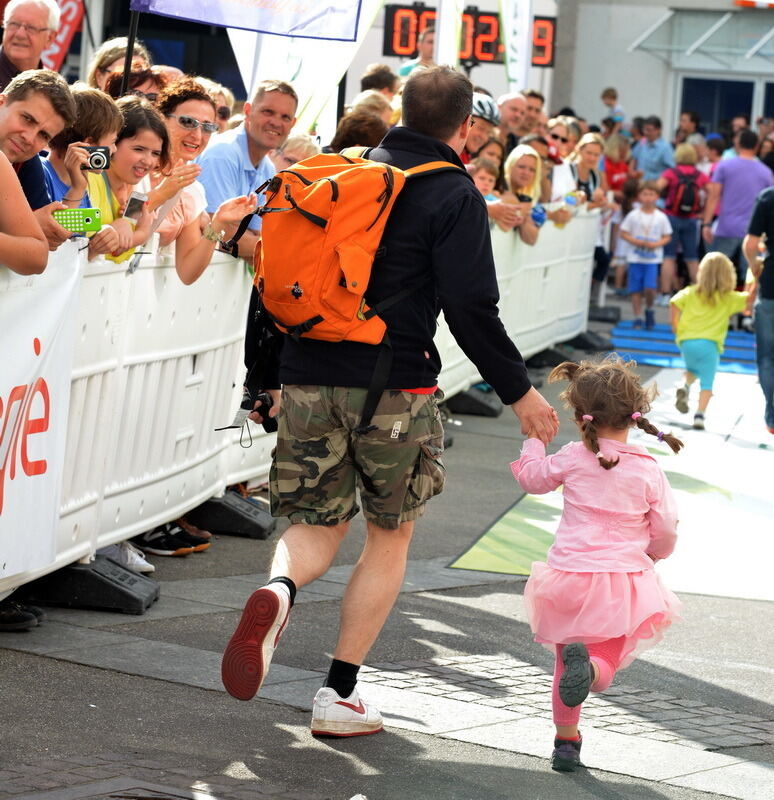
[202,222,224,243]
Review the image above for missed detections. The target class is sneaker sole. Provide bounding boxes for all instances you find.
[310,720,384,737]
[693,420,705,430]
[221,587,285,701]
[675,388,689,414]
[190,542,211,553]
[559,642,592,707]
[139,546,194,556]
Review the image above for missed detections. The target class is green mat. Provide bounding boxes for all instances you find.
[449,491,563,575]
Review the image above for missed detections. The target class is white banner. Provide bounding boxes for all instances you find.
[500,0,534,91]
[436,0,464,68]
[0,242,83,579]
[228,0,384,127]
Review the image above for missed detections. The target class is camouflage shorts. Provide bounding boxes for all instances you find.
[269,386,445,530]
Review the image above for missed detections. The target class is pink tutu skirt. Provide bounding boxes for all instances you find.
[524,562,682,670]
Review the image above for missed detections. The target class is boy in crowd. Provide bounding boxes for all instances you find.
[619,181,673,329]
[467,157,499,201]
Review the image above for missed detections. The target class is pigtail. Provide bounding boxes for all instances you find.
[635,416,684,454]
[580,415,620,469]
[548,361,581,383]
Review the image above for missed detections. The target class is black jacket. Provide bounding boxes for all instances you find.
[277,126,532,404]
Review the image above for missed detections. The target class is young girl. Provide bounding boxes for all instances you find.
[511,357,683,772]
[670,252,749,429]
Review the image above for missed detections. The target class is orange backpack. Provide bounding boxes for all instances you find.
[224,149,465,429]
[227,150,462,342]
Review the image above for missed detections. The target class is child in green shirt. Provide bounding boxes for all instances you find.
[670,252,748,429]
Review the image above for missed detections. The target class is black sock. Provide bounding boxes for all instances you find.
[267,576,297,607]
[324,658,360,698]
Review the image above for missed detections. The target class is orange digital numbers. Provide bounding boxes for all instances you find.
[391,8,417,56]
[460,13,474,61]
[474,13,499,62]
[532,17,555,67]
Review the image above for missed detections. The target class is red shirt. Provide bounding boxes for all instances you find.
[605,158,630,192]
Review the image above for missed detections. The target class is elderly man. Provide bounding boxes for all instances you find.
[498,91,526,155]
[0,69,75,249]
[0,0,59,88]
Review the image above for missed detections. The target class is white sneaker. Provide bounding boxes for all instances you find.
[100,541,155,573]
[311,686,383,737]
[221,583,291,701]
[119,541,155,573]
[656,293,671,307]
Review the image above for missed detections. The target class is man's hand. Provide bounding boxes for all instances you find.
[702,225,714,245]
[511,387,559,444]
[33,202,70,251]
[487,199,521,232]
[247,388,281,425]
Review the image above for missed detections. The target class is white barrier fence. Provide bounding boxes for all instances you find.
[0,209,598,596]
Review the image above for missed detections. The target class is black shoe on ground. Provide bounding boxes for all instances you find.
[134,525,195,557]
[174,526,211,552]
[0,599,38,631]
[552,734,583,772]
[559,642,594,707]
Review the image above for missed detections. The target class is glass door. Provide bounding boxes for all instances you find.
[680,77,754,140]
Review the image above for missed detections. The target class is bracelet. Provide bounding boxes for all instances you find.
[701,223,711,228]
[64,194,84,203]
[202,222,224,243]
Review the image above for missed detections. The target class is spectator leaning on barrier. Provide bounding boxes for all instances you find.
[85,96,167,264]
[0,69,76,250]
[197,79,297,261]
[150,77,258,285]
[501,143,542,245]
[42,87,124,259]
[702,129,774,287]
[85,36,152,91]
[0,150,46,273]
[221,65,559,736]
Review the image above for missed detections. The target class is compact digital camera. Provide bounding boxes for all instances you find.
[81,145,111,171]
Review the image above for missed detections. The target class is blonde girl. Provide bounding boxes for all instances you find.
[670,252,749,429]
[501,144,542,245]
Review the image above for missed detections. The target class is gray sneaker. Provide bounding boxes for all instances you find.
[675,386,689,414]
[693,413,705,430]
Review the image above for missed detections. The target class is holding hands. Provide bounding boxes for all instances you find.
[512,387,560,445]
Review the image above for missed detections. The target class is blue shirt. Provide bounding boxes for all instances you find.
[41,158,90,207]
[17,155,50,210]
[632,137,675,181]
[197,125,275,231]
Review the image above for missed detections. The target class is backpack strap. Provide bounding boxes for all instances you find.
[222,177,276,256]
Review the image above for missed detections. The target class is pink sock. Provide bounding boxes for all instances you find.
[552,646,581,726]
[588,636,626,692]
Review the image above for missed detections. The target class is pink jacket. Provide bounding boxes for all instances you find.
[511,438,678,573]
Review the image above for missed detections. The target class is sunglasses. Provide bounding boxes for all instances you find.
[166,114,219,134]
[131,89,158,103]
[216,106,231,120]
[550,132,569,144]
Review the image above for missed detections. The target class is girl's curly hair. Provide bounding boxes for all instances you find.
[549,356,684,469]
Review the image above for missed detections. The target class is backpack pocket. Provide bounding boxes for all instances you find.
[320,238,373,322]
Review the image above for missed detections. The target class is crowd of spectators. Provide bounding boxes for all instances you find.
[3,1,774,628]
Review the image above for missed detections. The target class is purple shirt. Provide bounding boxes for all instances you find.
[511,438,678,573]
[713,156,774,238]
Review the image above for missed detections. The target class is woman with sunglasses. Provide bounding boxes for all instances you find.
[150,77,257,284]
[103,67,168,106]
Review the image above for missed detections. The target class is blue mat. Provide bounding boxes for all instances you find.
[611,322,757,375]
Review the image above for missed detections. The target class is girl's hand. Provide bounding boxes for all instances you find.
[647,553,661,563]
[88,225,121,258]
[110,218,134,252]
[132,201,155,244]
[211,195,258,239]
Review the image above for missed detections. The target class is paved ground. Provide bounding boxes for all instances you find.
[1,295,772,800]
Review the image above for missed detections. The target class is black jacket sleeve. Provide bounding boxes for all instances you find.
[432,189,532,405]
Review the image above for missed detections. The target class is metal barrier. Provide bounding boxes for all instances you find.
[0,208,598,596]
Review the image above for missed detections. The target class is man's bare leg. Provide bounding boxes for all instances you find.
[333,519,415,664]
[271,521,350,587]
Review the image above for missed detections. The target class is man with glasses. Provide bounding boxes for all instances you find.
[0,0,58,89]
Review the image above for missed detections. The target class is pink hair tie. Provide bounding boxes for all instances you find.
[631,412,642,420]
[581,414,593,422]
[596,452,605,459]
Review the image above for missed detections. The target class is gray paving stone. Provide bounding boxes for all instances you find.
[666,760,774,799]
